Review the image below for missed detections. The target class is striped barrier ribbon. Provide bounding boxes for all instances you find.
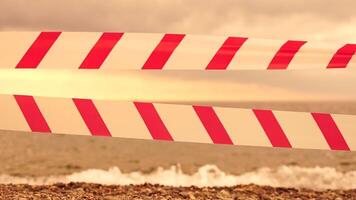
[1,32,355,70]
[1,31,355,151]
[0,94,354,151]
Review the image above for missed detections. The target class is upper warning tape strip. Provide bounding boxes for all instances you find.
[1,32,355,69]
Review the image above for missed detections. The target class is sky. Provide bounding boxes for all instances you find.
[1,0,356,42]
[0,0,355,111]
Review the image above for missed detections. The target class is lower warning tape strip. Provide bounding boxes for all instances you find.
[0,94,354,151]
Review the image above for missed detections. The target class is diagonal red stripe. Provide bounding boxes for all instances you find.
[311,113,350,150]
[14,95,51,133]
[202,37,241,144]
[253,109,291,148]
[134,102,173,141]
[137,34,182,141]
[80,32,123,69]
[15,32,57,133]
[268,40,306,70]
[142,34,185,69]
[201,37,242,144]
[206,37,247,70]
[327,44,356,68]
[16,32,61,68]
[76,32,124,136]
[73,98,111,136]
[193,106,233,144]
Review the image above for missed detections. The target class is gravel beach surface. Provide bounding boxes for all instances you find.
[1,183,356,200]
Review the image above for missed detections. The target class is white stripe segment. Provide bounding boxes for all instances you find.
[39,32,102,68]
[227,38,286,70]
[288,41,346,69]
[0,95,30,131]
[214,107,271,147]
[102,33,164,69]
[0,32,39,68]
[155,103,212,143]
[348,53,356,68]
[332,114,356,150]
[274,110,329,149]
[94,100,151,139]
[164,35,227,69]
[35,97,90,135]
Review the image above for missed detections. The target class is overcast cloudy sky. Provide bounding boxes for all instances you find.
[1,0,356,41]
[0,0,355,112]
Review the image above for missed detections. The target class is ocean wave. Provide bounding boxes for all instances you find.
[1,165,356,190]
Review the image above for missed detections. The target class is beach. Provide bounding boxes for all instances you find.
[1,0,356,198]
[1,183,356,199]
[1,130,356,199]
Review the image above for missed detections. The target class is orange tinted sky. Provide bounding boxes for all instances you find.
[0,1,355,111]
[1,0,356,42]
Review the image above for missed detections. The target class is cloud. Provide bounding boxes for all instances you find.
[1,0,356,41]
[0,0,355,111]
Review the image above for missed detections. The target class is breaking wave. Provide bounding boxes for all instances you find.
[1,165,356,190]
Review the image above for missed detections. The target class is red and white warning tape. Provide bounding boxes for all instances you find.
[0,94,355,151]
[1,32,355,70]
[1,32,355,151]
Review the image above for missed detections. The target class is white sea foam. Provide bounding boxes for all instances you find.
[1,165,356,190]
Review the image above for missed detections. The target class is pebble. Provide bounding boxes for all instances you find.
[0,183,355,200]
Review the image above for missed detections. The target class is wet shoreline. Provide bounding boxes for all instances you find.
[1,131,356,177]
